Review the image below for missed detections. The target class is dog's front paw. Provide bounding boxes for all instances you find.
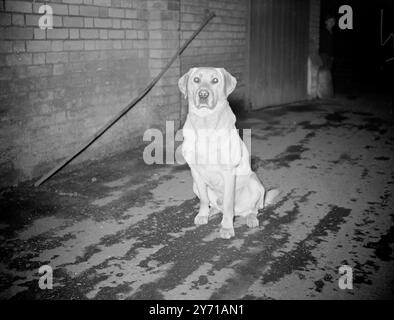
[220,227,235,239]
[194,214,209,225]
[246,214,259,228]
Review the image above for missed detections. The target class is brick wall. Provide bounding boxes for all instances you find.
[0,0,250,187]
[146,0,181,130]
[0,0,157,186]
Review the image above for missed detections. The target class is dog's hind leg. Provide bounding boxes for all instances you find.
[237,176,262,228]
[245,190,261,228]
[245,214,259,228]
[261,189,281,208]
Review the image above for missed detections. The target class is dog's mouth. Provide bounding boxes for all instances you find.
[197,97,211,109]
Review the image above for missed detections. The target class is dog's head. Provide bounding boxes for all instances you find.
[178,67,237,116]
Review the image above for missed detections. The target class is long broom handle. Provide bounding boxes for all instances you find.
[34,12,216,187]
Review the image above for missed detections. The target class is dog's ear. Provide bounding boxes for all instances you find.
[178,68,195,99]
[219,68,237,97]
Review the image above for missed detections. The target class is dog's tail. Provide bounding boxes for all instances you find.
[260,188,280,209]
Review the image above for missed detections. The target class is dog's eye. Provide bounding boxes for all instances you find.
[193,77,200,83]
[212,78,218,84]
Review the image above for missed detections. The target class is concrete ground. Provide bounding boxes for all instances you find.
[0,96,393,300]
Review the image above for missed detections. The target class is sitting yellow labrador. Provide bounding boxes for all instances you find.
[178,67,279,239]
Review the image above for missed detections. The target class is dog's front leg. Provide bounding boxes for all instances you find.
[220,169,235,239]
[191,168,210,225]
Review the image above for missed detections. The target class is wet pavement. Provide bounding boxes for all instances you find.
[0,97,393,299]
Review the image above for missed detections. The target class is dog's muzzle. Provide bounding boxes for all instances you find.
[197,89,213,108]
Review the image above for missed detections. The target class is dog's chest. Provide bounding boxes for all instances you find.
[195,165,225,191]
[191,132,231,190]
[195,132,232,164]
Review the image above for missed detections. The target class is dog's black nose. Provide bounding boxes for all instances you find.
[198,89,209,99]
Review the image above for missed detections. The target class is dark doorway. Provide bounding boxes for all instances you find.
[320,0,394,96]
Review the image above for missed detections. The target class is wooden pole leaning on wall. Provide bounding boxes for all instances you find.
[34,12,216,187]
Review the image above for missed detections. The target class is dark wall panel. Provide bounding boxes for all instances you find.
[250,0,310,108]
